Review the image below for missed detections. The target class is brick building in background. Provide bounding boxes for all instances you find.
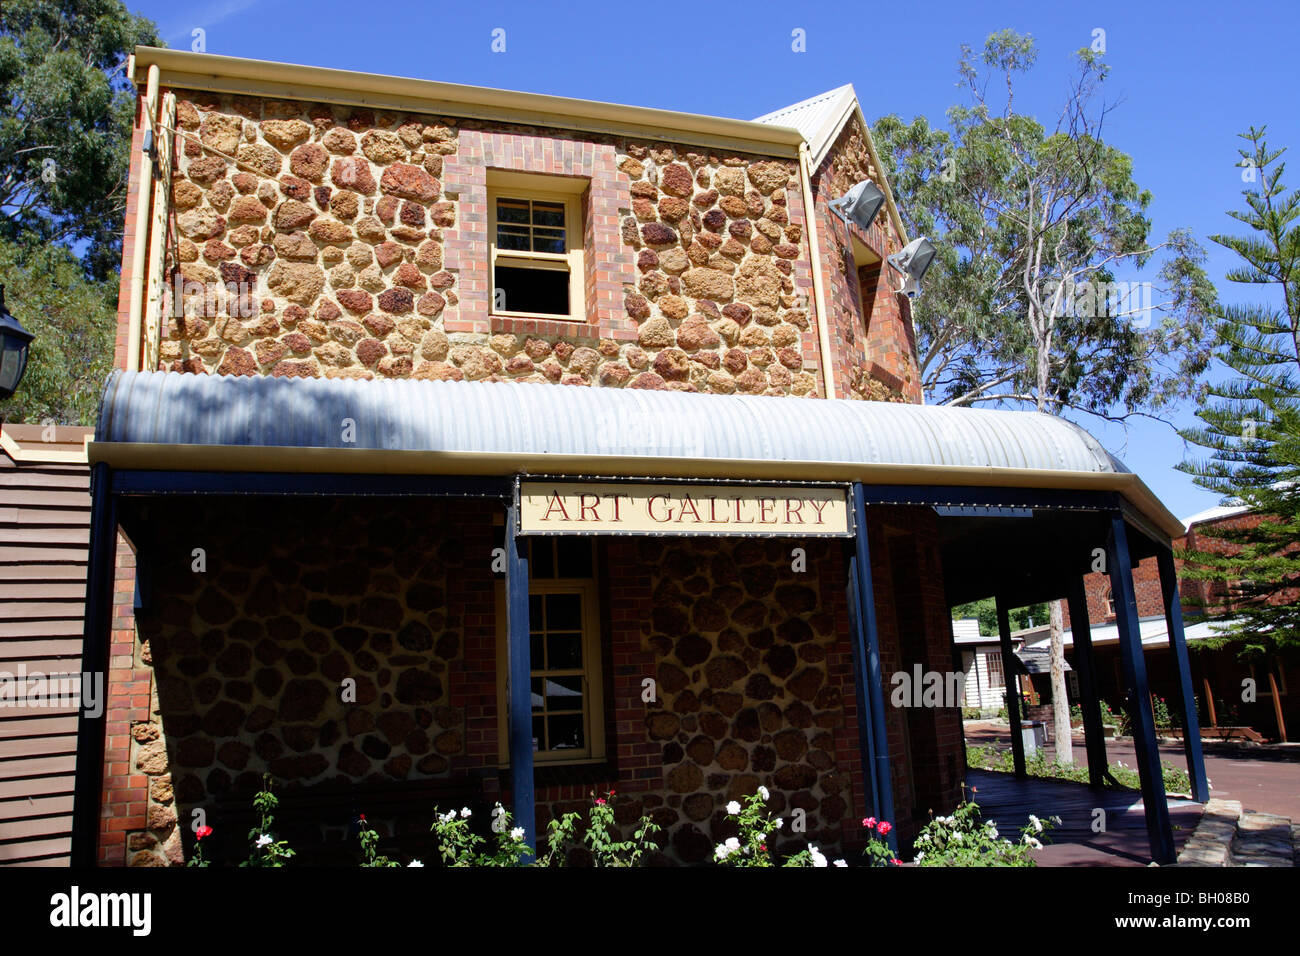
[62,46,1202,867]
[1042,505,1298,741]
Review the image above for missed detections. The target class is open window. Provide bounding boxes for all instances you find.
[496,537,605,765]
[487,171,586,321]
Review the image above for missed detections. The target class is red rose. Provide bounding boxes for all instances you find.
[878,821,893,835]
[196,825,213,841]
[595,798,606,805]
[863,817,876,829]
[890,857,901,866]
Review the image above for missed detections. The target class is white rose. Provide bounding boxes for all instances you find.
[758,786,770,801]
[833,859,848,867]
[408,860,424,867]
[510,827,525,841]
[726,801,741,815]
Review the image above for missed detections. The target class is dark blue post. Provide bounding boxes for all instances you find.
[849,483,896,850]
[1066,576,1108,788]
[504,500,535,859]
[843,541,881,833]
[71,463,116,867]
[1157,548,1209,803]
[995,597,1026,778]
[1107,515,1175,864]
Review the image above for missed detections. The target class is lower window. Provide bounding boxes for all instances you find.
[495,541,605,764]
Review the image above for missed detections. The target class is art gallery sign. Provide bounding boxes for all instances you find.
[516,480,852,536]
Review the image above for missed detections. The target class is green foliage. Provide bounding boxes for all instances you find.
[873,30,1216,422]
[0,1,160,280]
[432,791,661,867]
[185,825,211,867]
[713,787,895,867]
[430,803,529,867]
[952,598,1050,634]
[912,797,1057,867]
[357,815,400,867]
[966,742,1192,793]
[578,791,661,866]
[240,775,295,867]
[0,237,116,424]
[1177,127,1300,661]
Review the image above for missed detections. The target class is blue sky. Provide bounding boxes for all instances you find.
[131,0,1300,520]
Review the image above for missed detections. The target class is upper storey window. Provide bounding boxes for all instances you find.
[488,174,585,321]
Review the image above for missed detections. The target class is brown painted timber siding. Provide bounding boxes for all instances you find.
[0,425,92,866]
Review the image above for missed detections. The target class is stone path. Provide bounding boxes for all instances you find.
[1174,798,1298,866]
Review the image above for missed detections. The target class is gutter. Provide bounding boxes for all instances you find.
[125,62,159,373]
[85,440,1184,540]
[129,47,806,157]
[798,143,836,399]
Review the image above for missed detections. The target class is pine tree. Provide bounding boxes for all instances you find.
[1177,128,1300,662]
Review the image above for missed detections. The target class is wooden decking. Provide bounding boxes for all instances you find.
[963,768,1203,866]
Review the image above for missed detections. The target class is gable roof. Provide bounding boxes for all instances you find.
[753,84,859,169]
[754,84,908,245]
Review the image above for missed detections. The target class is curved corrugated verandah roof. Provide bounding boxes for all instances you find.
[95,370,1127,476]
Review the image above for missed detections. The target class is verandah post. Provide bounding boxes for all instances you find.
[1066,575,1108,788]
[849,483,896,850]
[995,597,1026,778]
[504,496,535,859]
[1156,547,1209,802]
[1107,515,1175,864]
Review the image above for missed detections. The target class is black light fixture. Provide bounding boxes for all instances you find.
[0,284,35,400]
[828,179,886,231]
[887,237,937,298]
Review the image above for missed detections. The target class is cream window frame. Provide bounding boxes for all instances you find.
[494,578,606,766]
[487,181,585,322]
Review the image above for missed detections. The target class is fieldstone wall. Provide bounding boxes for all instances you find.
[633,536,857,862]
[157,89,823,396]
[120,496,492,866]
[811,113,921,403]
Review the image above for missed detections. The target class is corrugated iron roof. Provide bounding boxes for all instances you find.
[753,84,858,168]
[95,370,1128,475]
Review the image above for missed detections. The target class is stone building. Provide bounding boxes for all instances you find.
[70,47,1205,866]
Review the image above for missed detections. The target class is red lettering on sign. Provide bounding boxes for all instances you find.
[578,494,601,521]
[541,493,570,521]
[785,498,805,524]
[809,498,830,524]
[676,494,702,523]
[707,496,728,523]
[647,495,673,522]
[606,493,629,521]
[758,498,777,523]
[731,497,754,524]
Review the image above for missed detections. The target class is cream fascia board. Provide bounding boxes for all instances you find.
[0,429,89,464]
[130,47,805,158]
[85,440,1184,541]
